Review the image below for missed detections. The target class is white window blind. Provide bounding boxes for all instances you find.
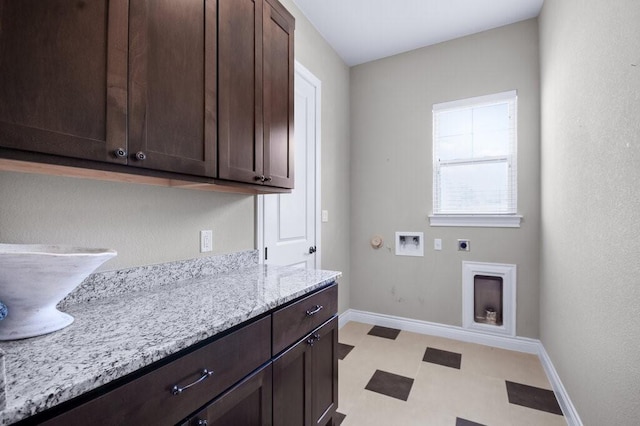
[432,90,517,217]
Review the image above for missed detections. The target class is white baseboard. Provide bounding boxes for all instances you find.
[538,344,583,425]
[339,308,539,353]
[338,308,582,426]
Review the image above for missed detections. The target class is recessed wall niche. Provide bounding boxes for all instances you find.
[462,261,516,337]
[395,232,424,257]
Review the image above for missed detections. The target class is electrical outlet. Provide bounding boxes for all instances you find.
[457,239,470,251]
[200,230,213,253]
[434,238,442,251]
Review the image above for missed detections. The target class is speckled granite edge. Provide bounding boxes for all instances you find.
[0,349,5,411]
[0,266,341,425]
[60,250,258,307]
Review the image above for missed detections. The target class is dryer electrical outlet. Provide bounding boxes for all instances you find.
[457,239,470,252]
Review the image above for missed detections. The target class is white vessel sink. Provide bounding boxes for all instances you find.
[0,244,116,340]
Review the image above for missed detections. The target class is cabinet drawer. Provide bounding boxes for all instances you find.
[43,316,271,426]
[183,362,272,426]
[272,283,337,355]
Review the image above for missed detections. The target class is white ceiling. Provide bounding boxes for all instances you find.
[292,0,544,66]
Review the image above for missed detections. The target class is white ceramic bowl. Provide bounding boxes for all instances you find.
[0,244,116,340]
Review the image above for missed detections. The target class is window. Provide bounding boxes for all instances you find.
[430,90,520,228]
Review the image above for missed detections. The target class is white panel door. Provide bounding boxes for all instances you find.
[263,64,319,268]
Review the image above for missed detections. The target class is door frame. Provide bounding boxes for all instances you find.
[257,61,322,267]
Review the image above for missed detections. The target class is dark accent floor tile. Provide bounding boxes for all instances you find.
[423,347,462,369]
[367,325,401,340]
[456,418,486,426]
[335,411,346,425]
[364,369,414,401]
[338,343,355,360]
[506,381,563,415]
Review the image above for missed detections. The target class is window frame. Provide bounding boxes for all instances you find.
[430,90,521,228]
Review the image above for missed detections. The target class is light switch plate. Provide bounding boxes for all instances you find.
[434,238,442,250]
[321,210,329,223]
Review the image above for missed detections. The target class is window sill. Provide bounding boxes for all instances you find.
[429,214,522,228]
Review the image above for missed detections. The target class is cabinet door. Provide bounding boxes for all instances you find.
[273,317,338,426]
[0,0,127,163]
[262,0,295,189]
[311,317,338,426]
[218,0,264,184]
[273,329,313,426]
[187,363,272,426]
[128,0,216,177]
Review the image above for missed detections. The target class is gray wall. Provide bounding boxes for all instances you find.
[0,0,352,311]
[0,172,255,270]
[349,19,541,338]
[279,0,351,313]
[539,0,640,424]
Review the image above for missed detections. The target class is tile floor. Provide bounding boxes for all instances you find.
[336,322,567,426]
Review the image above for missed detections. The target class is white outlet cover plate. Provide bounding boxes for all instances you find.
[200,230,213,253]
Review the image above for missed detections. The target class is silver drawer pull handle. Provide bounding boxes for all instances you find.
[171,369,214,396]
[306,305,324,316]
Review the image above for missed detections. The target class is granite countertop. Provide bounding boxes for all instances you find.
[0,263,340,425]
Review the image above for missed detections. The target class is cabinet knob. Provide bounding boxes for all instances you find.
[264,176,272,182]
[306,333,321,346]
[134,151,147,161]
[196,420,208,426]
[255,175,266,182]
[114,148,127,158]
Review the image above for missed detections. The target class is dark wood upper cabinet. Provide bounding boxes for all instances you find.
[217,0,263,185]
[263,0,295,189]
[218,0,294,189]
[0,0,293,190]
[0,0,128,163]
[128,0,216,177]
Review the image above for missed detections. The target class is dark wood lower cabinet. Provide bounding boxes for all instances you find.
[311,318,338,426]
[39,317,271,426]
[273,317,338,426]
[184,363,273,426]
[19,283,338,426]
[273,328,312,426]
